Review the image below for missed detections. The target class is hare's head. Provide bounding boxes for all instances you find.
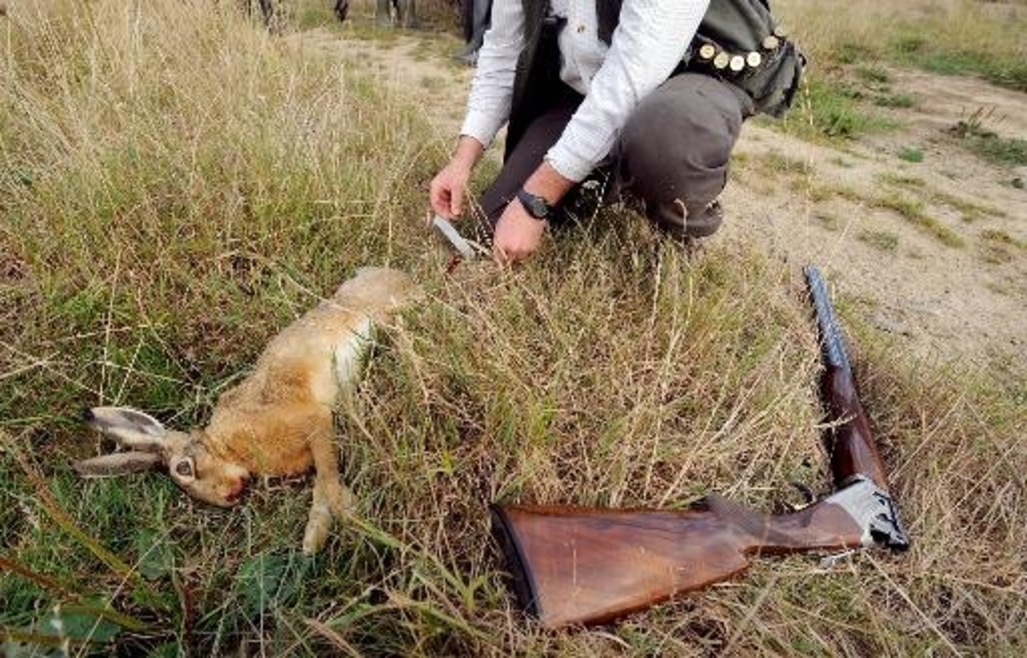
[340,267,420,308]
[75,407,250,507]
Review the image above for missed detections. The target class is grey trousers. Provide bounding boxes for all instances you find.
[479,73,750,239]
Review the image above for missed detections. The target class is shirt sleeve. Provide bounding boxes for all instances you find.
[546,0,710,182]
[459,0,525,149]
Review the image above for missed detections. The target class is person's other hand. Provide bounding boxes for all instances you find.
[429,160,472,219]
[493,199,546,264]
[429,137,484,219]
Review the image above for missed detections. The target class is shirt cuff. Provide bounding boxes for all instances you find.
[545,140,601,183]
[460,110,504,150]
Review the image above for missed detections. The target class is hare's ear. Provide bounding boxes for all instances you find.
[83,407,168,452]
[74,452,163,478]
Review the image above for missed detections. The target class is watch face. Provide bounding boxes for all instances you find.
[518,190,549,219]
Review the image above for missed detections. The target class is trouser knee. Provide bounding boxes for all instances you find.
[614,74,746,236]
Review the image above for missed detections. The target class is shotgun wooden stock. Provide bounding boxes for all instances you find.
[491,265,908,628]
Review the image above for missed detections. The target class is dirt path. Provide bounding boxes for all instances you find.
[294,25,1026,365]
[724,71,1026,363]
[288,27,474,144]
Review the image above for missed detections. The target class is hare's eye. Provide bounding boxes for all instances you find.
[175,458,195,478]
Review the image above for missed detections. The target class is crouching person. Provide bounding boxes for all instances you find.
[429,0,803,264]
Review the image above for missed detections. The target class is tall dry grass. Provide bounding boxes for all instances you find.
[1,1,1025,656]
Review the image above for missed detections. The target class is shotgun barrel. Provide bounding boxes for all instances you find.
[805,265,890,489]
[491,265,908,628]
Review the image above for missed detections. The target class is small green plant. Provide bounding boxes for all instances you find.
[875,93,917,109]
[967,135,1027,167]
[878,172,926,189]
[856,63,892,85]
[898,147,923,163]
[858,229,900,251]
[950,109,1027,166]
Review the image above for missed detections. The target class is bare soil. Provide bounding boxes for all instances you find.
[295,27,1027,365]
[725,69,1026,364]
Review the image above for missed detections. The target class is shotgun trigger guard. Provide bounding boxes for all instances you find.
[824,476,910,551]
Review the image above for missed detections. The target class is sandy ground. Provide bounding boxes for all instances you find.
[290,27,1026,366]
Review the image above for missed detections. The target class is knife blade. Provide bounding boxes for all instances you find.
[431,214,477,259]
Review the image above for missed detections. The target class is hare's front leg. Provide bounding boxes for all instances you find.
[302,415,356,554]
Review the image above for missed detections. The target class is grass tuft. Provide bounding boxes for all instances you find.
[872,193,965,248]
[858,230,900,251]
[773,76,896,142]
[898,147,924,163]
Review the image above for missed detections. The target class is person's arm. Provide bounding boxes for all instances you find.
[546,0,709,183]
[494,0,709,263]
[430,1,524,219]
[460,0,524,150]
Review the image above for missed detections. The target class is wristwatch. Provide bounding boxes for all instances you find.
[516,189,554,221]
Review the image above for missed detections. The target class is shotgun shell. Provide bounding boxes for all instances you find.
[698,43,717,61]
[729,55,745,72]
[773,25,788,39]
[713,52,730,70]
[746,51,762,68]
[762,35,780,50]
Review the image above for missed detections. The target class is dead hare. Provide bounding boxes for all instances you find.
[75,266,419,554]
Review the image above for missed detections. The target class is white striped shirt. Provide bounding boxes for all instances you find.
[461,0,710,182]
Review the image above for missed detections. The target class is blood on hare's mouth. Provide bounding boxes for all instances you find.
[225,478,249,504]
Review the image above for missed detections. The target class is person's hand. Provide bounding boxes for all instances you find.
[429,160,472,219]
[493,199,546,265]
[429,137,485,219]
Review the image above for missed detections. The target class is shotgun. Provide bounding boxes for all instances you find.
[490,265,909,628]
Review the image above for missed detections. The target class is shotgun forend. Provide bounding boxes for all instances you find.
[491,265,909,628]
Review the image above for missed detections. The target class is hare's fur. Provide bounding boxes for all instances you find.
[77,267,418,553]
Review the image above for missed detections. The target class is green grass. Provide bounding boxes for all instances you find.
[949,111,1027,166]
[964,134,1027,167]
[875,92,918,109]
[1,2,1026,656]
[777,0,1027,93]
[292,1,341,30]
[855,63,892,85]
[932,190,1005,224]
[898,147,924,163]
[878,172,927,189]
[772,76,897,142]
[876,173,1004,223]
[872,193,965,248]
[858,229,900,251]
[891,31,1027,93]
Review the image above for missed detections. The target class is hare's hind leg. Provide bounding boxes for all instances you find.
[302,413,356,554]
